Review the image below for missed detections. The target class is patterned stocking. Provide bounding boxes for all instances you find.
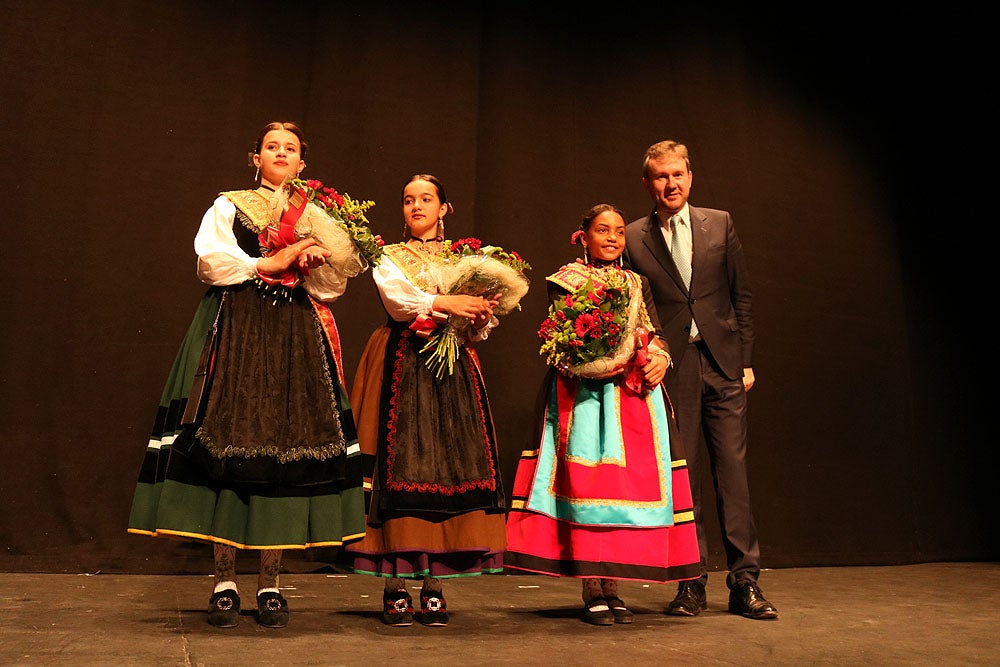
[213,543,237,593]
[582,578,604,604]
[258,549,282,593]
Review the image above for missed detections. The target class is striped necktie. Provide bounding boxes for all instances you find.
[671,215,699,339]
[670,215,692,289]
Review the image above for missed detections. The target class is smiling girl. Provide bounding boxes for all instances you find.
[504,203,701,626]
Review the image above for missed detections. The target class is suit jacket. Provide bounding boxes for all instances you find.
[623,206,754,382]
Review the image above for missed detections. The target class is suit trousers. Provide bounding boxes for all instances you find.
[671,340,761,588]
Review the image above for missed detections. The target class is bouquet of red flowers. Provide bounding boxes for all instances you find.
[538,270,640,378]
[417,237,531,379]
[286,177,382,267]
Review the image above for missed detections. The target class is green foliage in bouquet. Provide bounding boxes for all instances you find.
[419,237,531,379]
[288,177,382,266]
[538,273,631,370]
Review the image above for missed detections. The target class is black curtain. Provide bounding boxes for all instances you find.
[0,0,989,573]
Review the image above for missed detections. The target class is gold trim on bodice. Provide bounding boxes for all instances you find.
[547,263,642,294]
[384,243,444,293]
[220,189,275,233]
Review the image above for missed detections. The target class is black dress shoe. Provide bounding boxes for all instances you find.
[207,589,240,628]
[583,598,615,626]
[606,596,634,624]
[728,581,778,619]
[666,580,707,616]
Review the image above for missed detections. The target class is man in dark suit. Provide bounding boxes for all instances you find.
[622,140,778,620]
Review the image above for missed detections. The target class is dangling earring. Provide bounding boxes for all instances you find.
[437,217,445,241]
[254,166,260,183]
[583,244,590,265]
[402,222,409,241]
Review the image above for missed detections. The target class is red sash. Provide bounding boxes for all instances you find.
[257,187,308,289]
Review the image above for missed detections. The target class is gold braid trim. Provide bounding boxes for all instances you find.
[220,189,275,233]
[637,287,655,333]
[197,427,345,463]
[546,263,642,295]
[383,244,443,292]
[546,263,595,292]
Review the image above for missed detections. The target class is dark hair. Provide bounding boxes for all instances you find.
[401,174,455,214]
[580,203,625,232]
[250,121,309,161]
[571,203,625,246]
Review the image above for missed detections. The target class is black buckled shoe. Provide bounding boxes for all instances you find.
[666,580,707,616]
[382,589,414,627]
[256,591,289,628]
[606,596,634,624]
[419,590,449,627]
[728,581,778,620]
[207,589,241,628]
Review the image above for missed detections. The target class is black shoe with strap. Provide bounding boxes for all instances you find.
[583,598,615,626]
[606,596,634,624]
[666,580,707,616]
[207,589,240,628]
[728,581,779,620]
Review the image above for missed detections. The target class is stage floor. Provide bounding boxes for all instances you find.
[2,562,997,665]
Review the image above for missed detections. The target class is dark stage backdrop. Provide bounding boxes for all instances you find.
[0,1,990,574]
